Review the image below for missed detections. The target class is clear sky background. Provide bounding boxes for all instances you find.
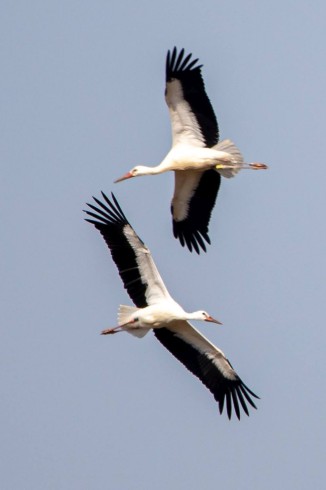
[1,1,326,489]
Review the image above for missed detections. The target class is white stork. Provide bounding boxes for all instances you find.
[115,47,267,254]
[85,192,259,419]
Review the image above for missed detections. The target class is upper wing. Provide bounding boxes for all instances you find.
[84,192,173,308]
[171,169,221,253]
[165,47,219,148]
[154,321,259,420]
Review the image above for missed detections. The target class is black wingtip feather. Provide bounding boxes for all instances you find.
[179,52,192,71]
[231,389,241,420]
[235,386,250,417]
[226,390,232,419]
[175,47,185,68]
[171,170,220,254]
[154,328,259,420]
[165,47,218,147]
[84,192,148,309]
[84,210,109,225]
[239,384,259,409]
[166,47,203,81]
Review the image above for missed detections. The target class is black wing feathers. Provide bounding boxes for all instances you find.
[154,327,259,420]
[84,192,147,308]
[166,47,219,147]
[172,170,221,254]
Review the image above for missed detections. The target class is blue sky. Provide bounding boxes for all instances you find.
[1,1,326,489]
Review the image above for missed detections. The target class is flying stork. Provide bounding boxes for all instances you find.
[84,192,259,419]
[115,47,267,254]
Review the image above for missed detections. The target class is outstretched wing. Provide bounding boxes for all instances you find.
[165,47,219,148]
[154,320,259,420]
[85,192,173,308]
[171,169,221,253]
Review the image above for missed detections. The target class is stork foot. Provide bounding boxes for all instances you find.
[249,162,268,170]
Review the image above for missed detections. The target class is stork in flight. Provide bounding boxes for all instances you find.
[84,192,259,420]
[115,47,267,254]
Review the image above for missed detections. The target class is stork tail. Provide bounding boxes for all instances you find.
[117,305,150,338]
[214,139,244,178]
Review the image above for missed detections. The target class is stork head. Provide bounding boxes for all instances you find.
[114,166,151,183]
[192,310,222,324]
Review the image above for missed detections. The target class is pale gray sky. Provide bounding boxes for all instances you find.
[1,1,326,489]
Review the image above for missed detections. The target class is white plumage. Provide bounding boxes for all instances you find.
[115,47,267,253]
[85,192,259,419]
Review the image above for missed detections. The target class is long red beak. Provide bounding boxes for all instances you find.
[205,316,223,325]
[114,171,133,183]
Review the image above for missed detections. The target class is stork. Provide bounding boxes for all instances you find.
[115,47,267,254]
[84,192,259,419]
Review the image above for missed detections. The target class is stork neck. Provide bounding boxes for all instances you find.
[153,153,176,173]
[137,165,165,176]
[186,311,204,321]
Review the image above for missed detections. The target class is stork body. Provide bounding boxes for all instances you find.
[115,47,267,253]
[124,143,246,176]
[85,192,259,420]
[102,302,221,335]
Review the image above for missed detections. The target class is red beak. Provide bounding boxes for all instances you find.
[114,171,133,183]
[205,316,223,325]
